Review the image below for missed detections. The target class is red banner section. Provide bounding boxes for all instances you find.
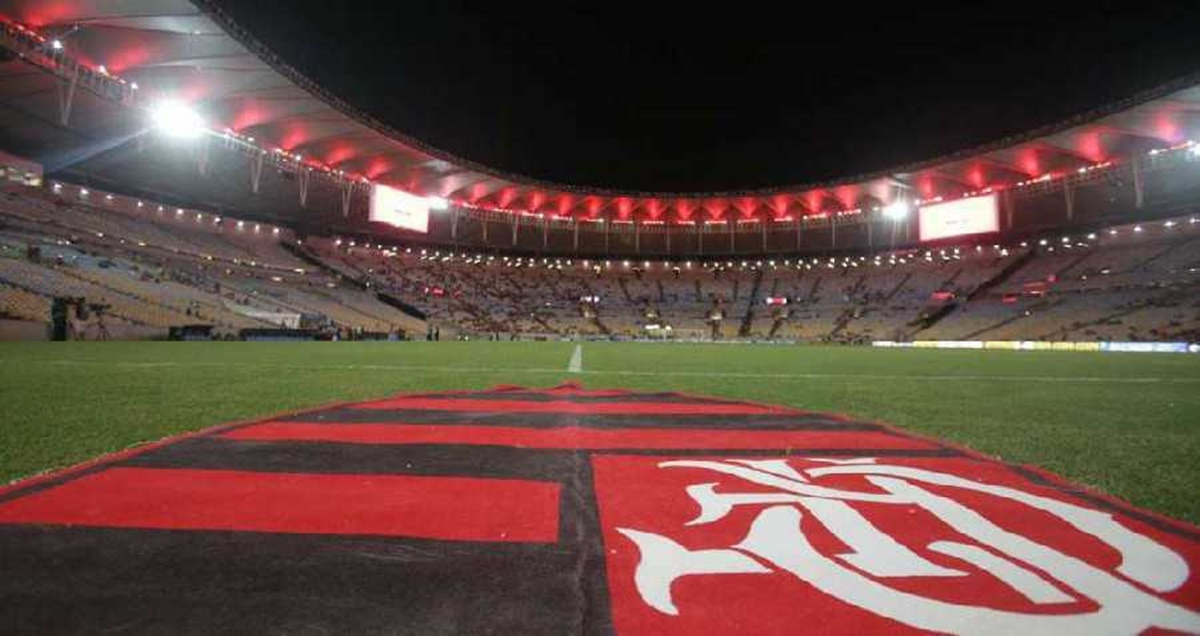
[224,422,936,450]
[593,454,1200,635]
[0,467,560,542]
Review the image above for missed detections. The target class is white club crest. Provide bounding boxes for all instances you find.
[616,458,1200,635]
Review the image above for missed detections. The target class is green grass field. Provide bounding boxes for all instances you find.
[2,341,1198,523]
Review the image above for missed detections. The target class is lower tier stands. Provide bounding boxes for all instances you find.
[0,186,424,338]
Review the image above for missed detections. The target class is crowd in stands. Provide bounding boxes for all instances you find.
[2,182,1197,343]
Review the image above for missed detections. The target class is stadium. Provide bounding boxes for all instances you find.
[1,1,1199,633]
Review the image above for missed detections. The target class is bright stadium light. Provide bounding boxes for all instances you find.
[51,39,63,50]
[150,101,206,139]
[882,200,911,220]
[427,197,449,211]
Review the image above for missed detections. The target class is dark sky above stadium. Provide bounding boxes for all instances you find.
[214,1,1200,193]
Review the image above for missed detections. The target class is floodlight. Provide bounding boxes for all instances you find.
[150,101,206,139]
[51,39,63,50]
[882,200,910,220]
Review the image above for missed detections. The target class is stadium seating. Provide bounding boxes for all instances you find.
[306,215,1199,343]
[2,183,1197,342]
[0,186,424,337]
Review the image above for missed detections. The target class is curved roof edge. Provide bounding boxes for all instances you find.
[2,0,1198,223]
[193,0,1200,199]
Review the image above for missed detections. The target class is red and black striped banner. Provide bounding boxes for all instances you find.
[1,383,1197,634]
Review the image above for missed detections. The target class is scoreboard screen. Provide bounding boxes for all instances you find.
[918,194,998,242]
[370,184,430,233]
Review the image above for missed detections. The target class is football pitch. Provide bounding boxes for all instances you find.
[2,341,1199,523]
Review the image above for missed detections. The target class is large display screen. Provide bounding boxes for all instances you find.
[370,184,430,233]
[917,194,999,242]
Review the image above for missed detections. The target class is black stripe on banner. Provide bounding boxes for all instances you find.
[121,438,578,482]
[120,438,961,482]
[0,525,593,635]
[398,391,765,405]
[284,409,880,430]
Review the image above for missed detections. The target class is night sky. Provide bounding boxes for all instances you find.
[212,1,1200,193]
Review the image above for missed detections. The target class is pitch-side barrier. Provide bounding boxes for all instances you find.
[872,340,1199,353]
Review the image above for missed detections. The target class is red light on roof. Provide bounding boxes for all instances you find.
[922,177,940,197]
[771,194,790,217]
[1154,114,1180,142]
[1078,131,1105,162]
[735,197,757,218]
[280,128,310,152]
[1019,149,1040,176]
[968,166,986,188]
[834,185,858,208]
[805,191,823,211]
[498,187,517,209]
[675,199,695,222]
[702,198,727,221]
[645,199,663,221]
[557,195,574,216]
[615,197,633,220]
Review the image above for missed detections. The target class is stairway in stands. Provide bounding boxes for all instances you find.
[952,250,1096,340]
[907,249,1037,337]
[1039,286,1189,341]
[804,275,822,302]
[1129,235,1199,272]
[767,316,784,339]
[281,242,361,287]
[737,268,765,337]
[963,299,1060,340]
[1055,250,1096,281]
[617,277,635,304]
[884,272,912,301]
[590,315,612,335]
[531,313,559,334]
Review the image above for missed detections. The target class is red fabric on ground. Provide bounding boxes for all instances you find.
[0,467,560,542]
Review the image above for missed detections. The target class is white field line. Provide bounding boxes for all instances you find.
[13,359,1200,383]
[567,344,583,373]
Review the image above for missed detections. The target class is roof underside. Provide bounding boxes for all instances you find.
[1,0,1200,225]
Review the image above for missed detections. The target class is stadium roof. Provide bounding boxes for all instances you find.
[2,0,1200,225]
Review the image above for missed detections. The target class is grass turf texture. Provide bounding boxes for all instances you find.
[1,341,1198,523]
